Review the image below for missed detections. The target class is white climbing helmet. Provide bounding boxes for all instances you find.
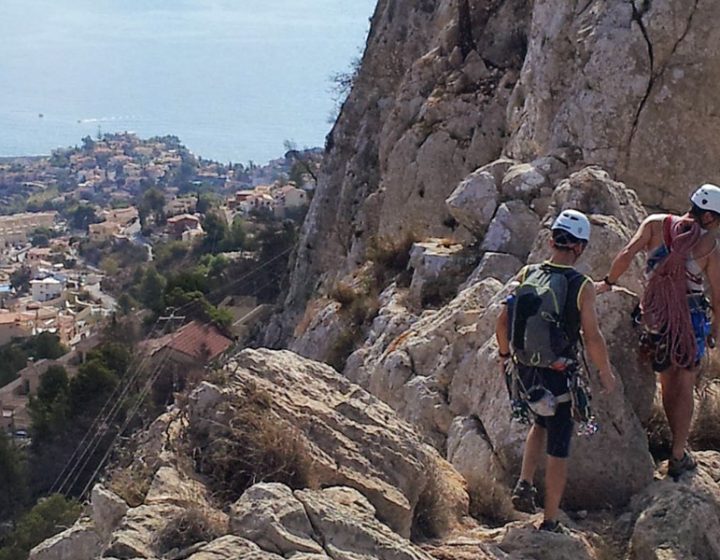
[690,184,720,214]
[551,209,591,242]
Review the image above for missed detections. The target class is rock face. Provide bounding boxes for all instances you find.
[343,170,655,509]
[628,452,720,560]
[231,483,434,560]
[480,200,541,260]
[446,158,515,236]
[275,0,720,343]
[407,239,477,307]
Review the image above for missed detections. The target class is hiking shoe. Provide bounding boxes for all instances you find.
[511,480,538,514]
[668,451,697,480]
[538,519,567,534]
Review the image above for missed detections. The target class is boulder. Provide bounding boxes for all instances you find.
[498,522,599,559]
[185,535,282,560]
[547,167,647,235]
[210,349,470,538]
[91,485,128,539]
[446,159,516,237]
[500,162,552,202]
[529,167,648,295]
[462,50,490,83]
[407,239,477,307]
[481,200,541,260]
[461,251,523,288]
[296,487,434,560]
[228,483,434,560]
[628,452,720,560]
[104,503,184,559]
[230,483,324,556]
[145,466,214,510]
[28,520,102,560]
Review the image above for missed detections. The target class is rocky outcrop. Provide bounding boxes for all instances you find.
[231,483,434,560]
[276,0,720,343]
[31,348,471,559]
[446,158,515,237]
[220,349,470,537]
[628,452,720,560]
[407,239,478,307]
[342,167,655,509]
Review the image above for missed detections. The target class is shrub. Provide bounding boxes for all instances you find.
[154,507,226,554]
[329,281,357,307]
[411,459,461,541]
[327,327,361,372]
[110,466,153,508]
[191,385,313,504]
[468,476,516,527]
[0,495,81,560]
[366,233,417,274]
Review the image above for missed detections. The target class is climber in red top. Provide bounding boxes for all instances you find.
[598,184,720,479]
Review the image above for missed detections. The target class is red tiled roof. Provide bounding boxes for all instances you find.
[165,320,233,363]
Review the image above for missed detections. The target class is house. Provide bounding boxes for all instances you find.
[165,197,197,217]
[25,247,53,264]
[30,277,63,303]
[167,214,201,239]
[146,321,233,400]
[89,221,122,242]
[101,206,139,226]
[0,211,56,247]
[273,185,308,217]
[0,312,33,346]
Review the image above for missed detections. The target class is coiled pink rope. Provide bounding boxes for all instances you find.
[642,217,701,369]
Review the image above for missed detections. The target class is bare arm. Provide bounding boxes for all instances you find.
[579,282,616,392]
[705,245,720,342]
[604,216,655,285]
[496,305,510,356]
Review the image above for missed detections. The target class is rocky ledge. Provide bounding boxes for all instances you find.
[29,349,720,560]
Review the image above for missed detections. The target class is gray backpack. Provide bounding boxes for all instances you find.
[510,264,579,368]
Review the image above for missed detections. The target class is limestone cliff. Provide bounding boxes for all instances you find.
[277,0,720,341]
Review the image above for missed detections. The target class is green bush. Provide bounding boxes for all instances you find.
[0,495,81,560]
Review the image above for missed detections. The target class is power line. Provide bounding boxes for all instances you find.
[51,245,294,498]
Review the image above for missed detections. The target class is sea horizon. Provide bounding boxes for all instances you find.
[0,0,375,165]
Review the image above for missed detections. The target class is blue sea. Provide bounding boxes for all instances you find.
[0,0,375,164]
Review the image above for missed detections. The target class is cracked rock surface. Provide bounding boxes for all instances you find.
[273,0,720,345]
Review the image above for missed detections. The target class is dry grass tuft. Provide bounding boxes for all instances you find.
[154,507,227,554]
[109,464,153,508]
[366,233,417,274]
[411,457,471,540]
[468,475,516,528]
[329,281,358,307]
[191,385,313,504]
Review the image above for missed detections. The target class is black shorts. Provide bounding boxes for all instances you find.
[518,365,574,459]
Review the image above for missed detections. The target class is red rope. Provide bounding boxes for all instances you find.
[641,217,701,369]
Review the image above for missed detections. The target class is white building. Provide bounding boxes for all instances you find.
[30,277,63,303]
